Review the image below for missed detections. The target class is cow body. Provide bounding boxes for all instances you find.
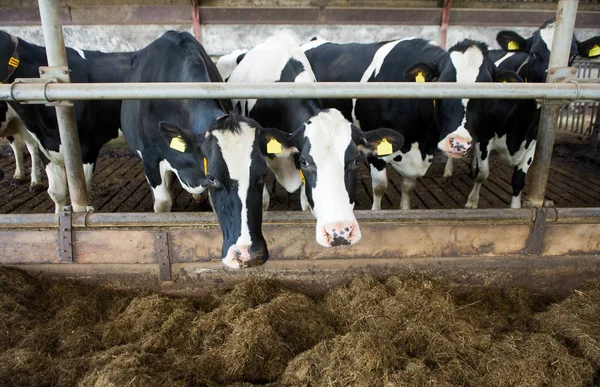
[304,38,497,210]
[459,19,600,209]
[227,34,402,246]
[121,31,273,269]
[0,30,133,212]
[0,102,42,190]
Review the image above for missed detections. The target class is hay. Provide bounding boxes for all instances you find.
[0,267,599,386]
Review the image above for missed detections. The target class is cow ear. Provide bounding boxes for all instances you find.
[494,69,523,83]
[577,36,600,58]
[354,126,404,156]
[496,30,529,52]
[260,127,299,158]
[159,121,197,153]
[405,63,437,82]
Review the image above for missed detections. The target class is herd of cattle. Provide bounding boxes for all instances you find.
[0,20,599,268]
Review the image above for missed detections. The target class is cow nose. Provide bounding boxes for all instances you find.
[323,221,358,247]
[222,244,269,269]
[446,136,472,158]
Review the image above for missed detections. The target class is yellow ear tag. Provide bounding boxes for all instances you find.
[170,136,186,152]
[203,158,208,175]
[299,169,305,185]
[266,137,282,154]
[8,57,19,68]
[377,138,393,156]
[415,72,425,83]
[507,41,519,51]
[589,44,600,57]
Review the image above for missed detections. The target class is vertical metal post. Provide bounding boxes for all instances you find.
[38,0,89,212]
[526,0,578,207]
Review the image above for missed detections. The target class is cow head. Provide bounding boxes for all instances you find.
[263,109,403,247]
[159,114,271,269]
[497,19,600,83]
[405,40,496,158]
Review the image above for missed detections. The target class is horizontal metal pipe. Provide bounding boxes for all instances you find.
[1,82,600,102]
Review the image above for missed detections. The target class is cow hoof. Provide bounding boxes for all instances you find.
[29,183,46,193]
[442,176,451,183]
[11,177,27,186]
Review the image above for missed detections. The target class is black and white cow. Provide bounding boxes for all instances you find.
[0,102,43,190]
[303,37,502,210]
[454,20,600,209]
[121,31,276,269]
[227,34,403,247]
[0,30,133,212]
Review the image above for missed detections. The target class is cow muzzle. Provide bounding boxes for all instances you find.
[439,134,472,159]
[318,221,361,247]
[222,245,269,269]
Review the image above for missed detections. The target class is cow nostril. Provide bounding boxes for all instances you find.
[234,249,241,256]
[345,227,350,232]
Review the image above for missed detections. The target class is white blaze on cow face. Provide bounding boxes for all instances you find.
[438,46,482,158]
[302,110,361,247]
[208,122,266,269]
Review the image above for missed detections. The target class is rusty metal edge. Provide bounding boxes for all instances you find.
[1,6,599,27]
[58,210,73,262]
[154,231,171,281]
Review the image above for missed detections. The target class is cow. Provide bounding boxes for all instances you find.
[303,37,506,210]
[216,48,248,82]
[121,31,278,269]
[0,102,43,191]
[450,20,600,209]
[227,34,403,247]
[0,30,133,212]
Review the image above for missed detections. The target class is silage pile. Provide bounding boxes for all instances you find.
[0,267,599,386]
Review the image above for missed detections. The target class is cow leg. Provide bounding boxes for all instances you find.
[370,163,388,210]
[511,141,536,209]
[23,136,44,192]
[8,135,26,185]
[146,160,173,213]
[443,158,453,179]
[465,146,489,209]
[46,162,68,213]
[262,185,270,211]
[400,177,416,210]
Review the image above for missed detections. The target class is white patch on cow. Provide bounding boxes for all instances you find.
[370,164,388,210]
[494,52,515,67]
[73,48,86,60]
[216,48,248,81]
[539,23,555,52]
[228,34,316,114]
[300,36,329,52]
[303,109,361,246]
[162,159,206,195]
[352,38,412,127]
[152,160,173,212]
[265,146,302,193]
[210,121,257,250]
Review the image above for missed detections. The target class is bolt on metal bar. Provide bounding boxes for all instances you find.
[1,82,599,102]
[38,0,89,213]
[527,0,578,208]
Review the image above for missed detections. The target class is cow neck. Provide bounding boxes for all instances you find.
[1,35,20,84]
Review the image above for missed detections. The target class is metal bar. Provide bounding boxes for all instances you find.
[38,0,89,212]
[1,82,599,102]
[526,0,579,208]
[155,232,171,281]
[58,210,73,262]
[439,0,453,49]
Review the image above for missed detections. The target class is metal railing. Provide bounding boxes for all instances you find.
[559,59,600,137]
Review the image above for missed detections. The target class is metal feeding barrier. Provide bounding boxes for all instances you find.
[0,0,599,295]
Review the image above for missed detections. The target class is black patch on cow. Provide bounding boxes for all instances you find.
[512,167,526,197]
[0,101,7,124]
[344,141,361,205]
[6,136,14,143]
[279,58,305,82]
[300,139,316,209]
[527,157,532,165]
[236,52,246,64]
[368,155,387,171]
[394,154,403,162]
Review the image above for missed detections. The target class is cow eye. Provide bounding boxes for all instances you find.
[300,158,310,168]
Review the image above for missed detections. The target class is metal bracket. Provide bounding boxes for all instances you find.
[547,66,577,83]
[525,207,556,256]
[155,232,171,281]
[58,209,73,262]
[12,66,72,106]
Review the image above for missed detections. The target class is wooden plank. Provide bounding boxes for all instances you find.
[73,230,157,264]
[0,231,58,263]
[542,224,600,256]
